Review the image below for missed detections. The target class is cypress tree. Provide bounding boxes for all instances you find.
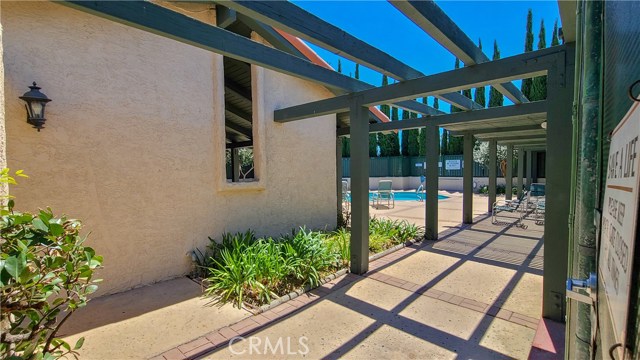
[441,129,449,155]
[400,109,409,155]
[355,63,360,79]
[474,39,486,108]
[551,19,560,46]
[433,97,439,111]
[337,59,342,73]
[489,40,504,107]
[532,20,547,100]
[361,68,375,157]
[450,59,462,113]
[388,107,400,156]
[341,137,350,157]
[407,111,420,156]
[521,9,534,100]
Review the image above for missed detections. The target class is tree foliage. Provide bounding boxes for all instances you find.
[474,40,486,108]
[531,20,547,100]
[521,9,535,100]
[551,19,560,46]
[0,170,102,360]
[488,40,504,108]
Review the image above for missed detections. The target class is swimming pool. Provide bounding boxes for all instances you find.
[347,192,449,202]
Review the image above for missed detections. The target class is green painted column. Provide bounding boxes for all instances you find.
[463,133,474,224]
[349,99,370,275]
[424,124,439,240]
[488,140,497,212]
[542,43,575,322]
[231,148,240,182]
[336,137,343,225]
[505,145,514,200]
[517,149,524,198]
[526,150,533,190]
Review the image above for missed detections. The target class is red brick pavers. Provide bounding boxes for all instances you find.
[153,274,359,360]
[154,237,537,360]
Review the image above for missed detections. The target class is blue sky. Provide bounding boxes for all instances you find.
[292,1,561,111]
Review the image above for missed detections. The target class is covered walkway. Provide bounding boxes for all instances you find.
[152,215,548,360]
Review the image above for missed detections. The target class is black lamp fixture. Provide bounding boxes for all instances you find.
[19,82,51,131]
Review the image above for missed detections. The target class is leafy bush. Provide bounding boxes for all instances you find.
[478,184,514,195]
[204,228,339,309]
[199,219,424,308]
[0,170,102,360]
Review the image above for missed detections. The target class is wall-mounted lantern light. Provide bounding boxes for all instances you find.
[19,82,51,131]
[540,121,547,129]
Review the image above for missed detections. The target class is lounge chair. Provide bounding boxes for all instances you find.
[371,180,394,209]
[492,190,528,227]
[416,184,425,202]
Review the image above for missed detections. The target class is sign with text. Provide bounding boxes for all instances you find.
[445,159,461,170]
[599,102,640,349]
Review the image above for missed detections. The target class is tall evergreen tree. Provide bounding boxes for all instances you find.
[474,39,486,108]
[450,59,462,113]
[551,19,560,46]
[361,68,375,157]
[341,137,350,157]
[441,128,449,155]
[489,40,504,107]
[355,63,360,80]
[532,20,547,100]
[407,111,420,156]
[433,97,439,111]
[521,9,534,100]
[337,59,342,73]
[400,109,410,155]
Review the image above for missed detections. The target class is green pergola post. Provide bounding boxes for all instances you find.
[526,150,533,190]
[488,140,497,212]
[349,99,370,275]
[463,133,474,224]
[542,44,575,321]
[505,145,514,200]
[425,124,439,240]
[517,149,524,198]
[336,137,343,224]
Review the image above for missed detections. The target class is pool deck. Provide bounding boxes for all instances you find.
[61,192,549,359]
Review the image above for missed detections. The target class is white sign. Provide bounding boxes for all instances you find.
[438,162,442,168]
[445,159,461,170]
[599,102,640,351]
[415,162,423,167]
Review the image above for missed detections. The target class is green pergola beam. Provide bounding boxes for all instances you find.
[480,134,546,142]
[448,124,545,136]
[336,101,547,136]
[389,0,528,104]
[499,139,547,146]
[275,45,565,122]
[215,0,479,111]
[235,13,306,58]
[225,141,252,149]
[59,1,433,117]
[224,121,252,138]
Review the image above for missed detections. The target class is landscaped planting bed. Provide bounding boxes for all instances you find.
[191,218,424,309]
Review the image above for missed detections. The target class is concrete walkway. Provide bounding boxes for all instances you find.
[61,193,545,359]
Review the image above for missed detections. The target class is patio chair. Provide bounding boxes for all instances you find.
[534,199,545,225]
[416,184,425,202]
[492,190,528,227]
[371,180,395,209]
[341,180,350,211]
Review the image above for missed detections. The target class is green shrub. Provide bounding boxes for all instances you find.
[0,170,102,360]
[204,228,339,309]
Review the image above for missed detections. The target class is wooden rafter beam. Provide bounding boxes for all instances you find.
[389,0,529,104]
[214,0,480,110]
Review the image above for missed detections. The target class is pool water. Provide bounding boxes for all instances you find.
[348,192,449,202]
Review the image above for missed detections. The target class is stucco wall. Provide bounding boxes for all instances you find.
[2,2,336,296]
[0,2,7,196]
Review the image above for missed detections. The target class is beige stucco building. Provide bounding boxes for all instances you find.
[0,2,337,296]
